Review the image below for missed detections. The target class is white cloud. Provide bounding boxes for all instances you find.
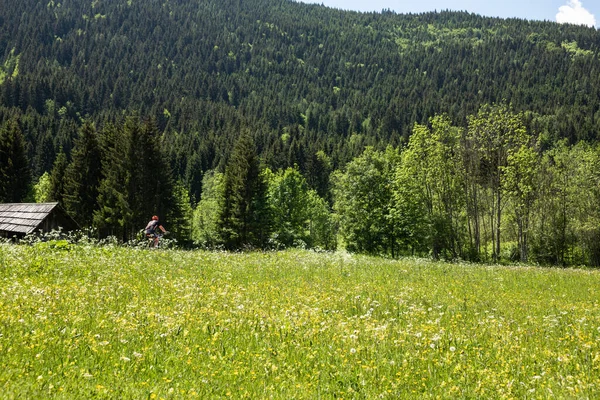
[556,0,596,27]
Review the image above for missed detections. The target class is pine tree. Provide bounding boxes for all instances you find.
[219,132,271,249]
[94,123,131,239]
[124,115,146,233]
[92,116,179,240]
[62,122,102,227]
[139,117,177,234]
[170,181,194,244]
[0,119,31,203]
[49,151,68,206]
[120,116,179,239]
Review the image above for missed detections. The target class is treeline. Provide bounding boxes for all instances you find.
[3,104,600,266]
[332,104,600,266]
[1,114,185,240]
[0,113,334,249]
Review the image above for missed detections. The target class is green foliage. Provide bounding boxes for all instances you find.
[62,122,102,227]
[169,181,193,244]
[0,118,31,202]
[130,117,176,228]
[305,150,332,203]
[466,103,530,261]
[305,189,337,250]
[266,166,334,249]
[529,142,600,266]
[94,123,131,239]
[219,132,271,249]
[393,115,465,259]
[0,48,19,85]
[2,0,600,261]
[501,144,539,262]
[561,41,594,58]
[48,151,68,206]
[266,167,311,248]
[33,171,52,203]
[2,0,600,182]
[192,170,225,248]
[94,117,179,241]
[332,146,399,256]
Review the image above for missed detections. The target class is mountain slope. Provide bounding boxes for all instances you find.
[1,0,599,182]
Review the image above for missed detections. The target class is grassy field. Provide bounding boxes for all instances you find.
[0,243,599,399]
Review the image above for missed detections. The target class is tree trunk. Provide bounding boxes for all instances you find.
[495,189,501,261]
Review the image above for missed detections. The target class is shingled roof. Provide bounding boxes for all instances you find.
[0,203,79,237]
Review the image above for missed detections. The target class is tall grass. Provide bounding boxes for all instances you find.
[0,243,599,398]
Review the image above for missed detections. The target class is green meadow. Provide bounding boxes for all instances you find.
[1,243,599,398]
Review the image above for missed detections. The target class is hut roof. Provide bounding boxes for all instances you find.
[0,203,73,235]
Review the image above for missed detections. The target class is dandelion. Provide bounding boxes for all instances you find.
[350,348,357,354]
[450,346,456,352]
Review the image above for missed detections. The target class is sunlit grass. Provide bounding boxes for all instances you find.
[0,243,599,398]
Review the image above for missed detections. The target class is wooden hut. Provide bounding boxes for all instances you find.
[0,203,79,239]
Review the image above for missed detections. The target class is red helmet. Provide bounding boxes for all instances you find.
[152,215,159,220]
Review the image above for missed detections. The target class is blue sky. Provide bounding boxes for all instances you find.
[297,0,598,28]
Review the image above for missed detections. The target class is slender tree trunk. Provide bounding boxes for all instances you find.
[496,189,501,261]
[523,213,529,262]
[473,186,480,257]
[517,212,524,262]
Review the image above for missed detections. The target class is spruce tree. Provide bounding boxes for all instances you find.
[94,124,131,239]
[141,117,175,221]
[0,119,31,203]
[219,132,271,249]
[124,115,146,234]
[48,151,68,206]
[123,116,178,239]
[62,122,102,227]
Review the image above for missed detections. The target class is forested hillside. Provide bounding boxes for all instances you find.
[2,0,600,179]
[2,0,600,264]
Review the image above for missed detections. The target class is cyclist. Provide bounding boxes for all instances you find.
[145,215,168,247]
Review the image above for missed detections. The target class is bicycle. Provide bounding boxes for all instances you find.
[148,232,168,248]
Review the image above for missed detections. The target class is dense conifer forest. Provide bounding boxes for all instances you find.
[2,0,600,265]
